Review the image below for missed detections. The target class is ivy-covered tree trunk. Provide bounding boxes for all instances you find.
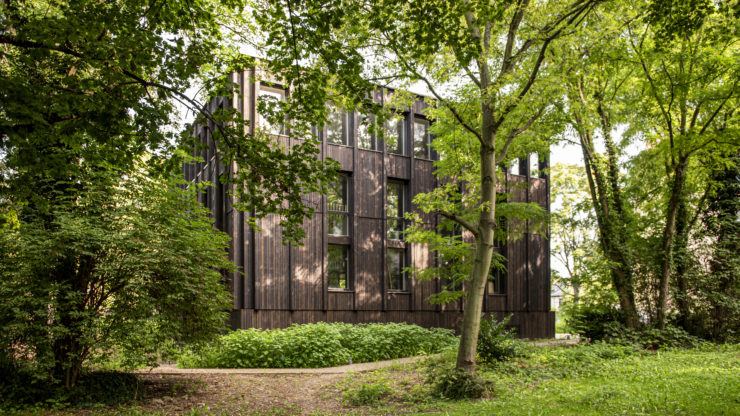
[657,158,689,329]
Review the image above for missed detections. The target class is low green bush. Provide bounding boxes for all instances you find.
[426,365,492,400]
[179,322,457,369]
[342,381,393,406]
[566,304,623,341]
[477,314,526,363]
[605,322,705,349]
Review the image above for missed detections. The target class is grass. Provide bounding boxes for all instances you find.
[337,343,740,416]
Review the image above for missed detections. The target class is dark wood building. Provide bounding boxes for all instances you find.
[183,68,555,339]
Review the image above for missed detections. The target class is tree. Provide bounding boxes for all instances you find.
[626,2,739,328]
[0,170,233,389]
[0,0,335,388]
[256,0,601,371]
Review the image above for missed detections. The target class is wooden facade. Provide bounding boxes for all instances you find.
[183,68,555,339]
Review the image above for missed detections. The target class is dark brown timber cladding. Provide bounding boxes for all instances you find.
[187,69,554,339]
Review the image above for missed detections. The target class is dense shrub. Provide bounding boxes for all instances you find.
[566,304,623,340]
[0,365,140,410]
[477,314,526,363]
[605,323,705,349]
[179,322,457,368]
[426,365,492,400]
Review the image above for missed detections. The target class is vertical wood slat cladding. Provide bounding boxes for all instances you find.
[327,145,353,171]
[256,214,289,310]
[387,154,411,179]
[186,69,553,339]
[355,151,384,218]
[291,213,324,310]
[355,218,383,310]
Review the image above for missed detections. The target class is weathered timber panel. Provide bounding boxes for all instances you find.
[387,154,411,180]
[355,218,383,310]
[291,213,323,310]
[356,151,384,218]
[529,233,550,312]
[328,291,354,310]
[327,145,353,171]
[387,292,411,311]
[256,215,289,310]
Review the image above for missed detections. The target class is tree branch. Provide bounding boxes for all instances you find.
[435,210,480,237]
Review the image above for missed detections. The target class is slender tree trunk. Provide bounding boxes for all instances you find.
[657,158,688,329]
[455,105,497,373]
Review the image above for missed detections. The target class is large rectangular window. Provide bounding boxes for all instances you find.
[328,244,349,289]
[387,247,407,291]
[386,180,405,240]
[327,175,349,236]
[413,118,430,159]
[357,113,380,150]
[257,86,285,135]
[326,108,348,146]
[385,114,406,155]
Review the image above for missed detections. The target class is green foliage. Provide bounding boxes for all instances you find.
[426,365,492,400]
[342,381,393,406]
[566,304,624,341]
[0,368,140,410]
[179,322,457,369]
[477,314,526,363]
[0,171,233,388]
[605,323,705,350]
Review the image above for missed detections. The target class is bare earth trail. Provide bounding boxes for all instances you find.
[127,356,430,415]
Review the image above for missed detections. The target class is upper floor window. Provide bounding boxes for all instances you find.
[326,108,348,146]
[509,158,520,176]
[327,175,350,236]
[386,180,406,240]
[357,113,380,151]
[385,114,406,155]
[257,86,285,135]
[529,152,539,178]
[413,118,431,159]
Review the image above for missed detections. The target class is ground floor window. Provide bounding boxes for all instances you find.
[328,244,350,289]
[387,247,406,291]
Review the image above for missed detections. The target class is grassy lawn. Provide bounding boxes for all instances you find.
[337,343,739,416]
[428,346,739,416]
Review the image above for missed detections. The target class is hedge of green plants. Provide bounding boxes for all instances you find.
[178,322,457,369]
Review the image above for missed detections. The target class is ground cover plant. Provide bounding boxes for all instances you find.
[333,342,740,416]
[178,322,457,368]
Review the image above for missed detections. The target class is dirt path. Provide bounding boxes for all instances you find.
[133,372,350,415]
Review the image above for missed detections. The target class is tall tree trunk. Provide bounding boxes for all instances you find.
[673,197,692,331]
[657,157,688,329]
[574,112,640,328]
[456,104,497,373]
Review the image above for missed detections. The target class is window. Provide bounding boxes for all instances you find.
[327,175,349,236]
[328,244,349,289]
[326,108,348,145]
[385,114,406,155]
[509,158,520,176]
[257,86,285,135]
[487,266,506,295]
[529,152,539,177]
[413,118,431,159]
[387,247,406,291]
[357,113,380,150]
[386,181,405,240]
